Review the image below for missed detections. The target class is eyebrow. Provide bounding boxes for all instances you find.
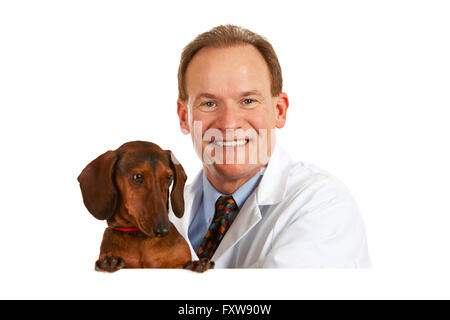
[240,90,264,97]
[196,93,217,100]
[195,90,264,101]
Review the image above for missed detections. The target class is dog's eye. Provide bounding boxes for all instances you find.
[132,173,145,185]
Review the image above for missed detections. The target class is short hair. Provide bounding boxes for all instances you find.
[178,24,283,101]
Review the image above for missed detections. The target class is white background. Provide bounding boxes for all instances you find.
[1,0,449,299]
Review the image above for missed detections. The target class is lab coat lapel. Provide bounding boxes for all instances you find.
[211,143,294,261]
[212,192,261,261]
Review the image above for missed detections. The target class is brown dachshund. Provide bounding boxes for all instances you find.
[78,141,214,272]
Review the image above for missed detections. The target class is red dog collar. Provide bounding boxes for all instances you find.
[113,227,140,232]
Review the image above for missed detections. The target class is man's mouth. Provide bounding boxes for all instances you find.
[212,139,249,147]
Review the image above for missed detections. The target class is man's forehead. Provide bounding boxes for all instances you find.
[193,44,258,59]
[188,45,266,71]
[185,46,271,99]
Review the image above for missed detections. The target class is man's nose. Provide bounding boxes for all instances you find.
[214,102,242,130]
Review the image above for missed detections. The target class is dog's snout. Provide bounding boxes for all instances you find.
[154,222,170,237]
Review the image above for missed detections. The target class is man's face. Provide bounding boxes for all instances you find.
[177,44,288,189]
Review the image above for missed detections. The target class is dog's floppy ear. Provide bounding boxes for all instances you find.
[77,150,118,220]
[166,150,187,218]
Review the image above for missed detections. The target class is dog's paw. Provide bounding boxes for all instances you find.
[184,258,215,273]
[95,255,126,273]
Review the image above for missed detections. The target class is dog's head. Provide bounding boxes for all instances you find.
[77,141,187,237]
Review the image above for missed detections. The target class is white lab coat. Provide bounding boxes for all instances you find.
[170,144,371,268]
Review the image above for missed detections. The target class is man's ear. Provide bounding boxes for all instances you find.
[275,92,289,129]
[177,99,190,134]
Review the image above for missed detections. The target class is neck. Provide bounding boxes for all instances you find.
[204,165,262,194]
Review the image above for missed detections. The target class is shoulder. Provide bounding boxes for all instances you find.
[260,150,365,241]
[277,160,362,229]
[259,159,370,267]
[287,161,355,206]
[262,144,357,213]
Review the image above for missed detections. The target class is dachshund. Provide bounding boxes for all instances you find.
[78,141,214,272]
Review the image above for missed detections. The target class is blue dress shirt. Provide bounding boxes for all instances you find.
[188,168,265,252]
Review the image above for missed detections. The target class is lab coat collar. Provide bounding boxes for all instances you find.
[183,170,203,226]
[256,143,294,206]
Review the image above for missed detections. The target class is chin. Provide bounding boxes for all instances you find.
[210,162,260,181]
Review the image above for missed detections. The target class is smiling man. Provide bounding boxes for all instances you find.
[172,25,370,268]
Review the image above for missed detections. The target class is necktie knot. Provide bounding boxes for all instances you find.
[215,195,238,214]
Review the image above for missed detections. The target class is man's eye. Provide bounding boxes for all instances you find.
[203,101,216,107]
[243,99,254,105]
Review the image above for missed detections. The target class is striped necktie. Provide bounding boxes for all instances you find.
[197,195,238,259]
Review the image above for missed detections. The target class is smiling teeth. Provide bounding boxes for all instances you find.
[214,140,248,147]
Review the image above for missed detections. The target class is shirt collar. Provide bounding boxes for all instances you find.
[202,166,265,214]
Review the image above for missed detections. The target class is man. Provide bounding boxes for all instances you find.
[171,24,370,268]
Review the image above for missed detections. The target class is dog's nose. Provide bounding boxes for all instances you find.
[153,223,170,237]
